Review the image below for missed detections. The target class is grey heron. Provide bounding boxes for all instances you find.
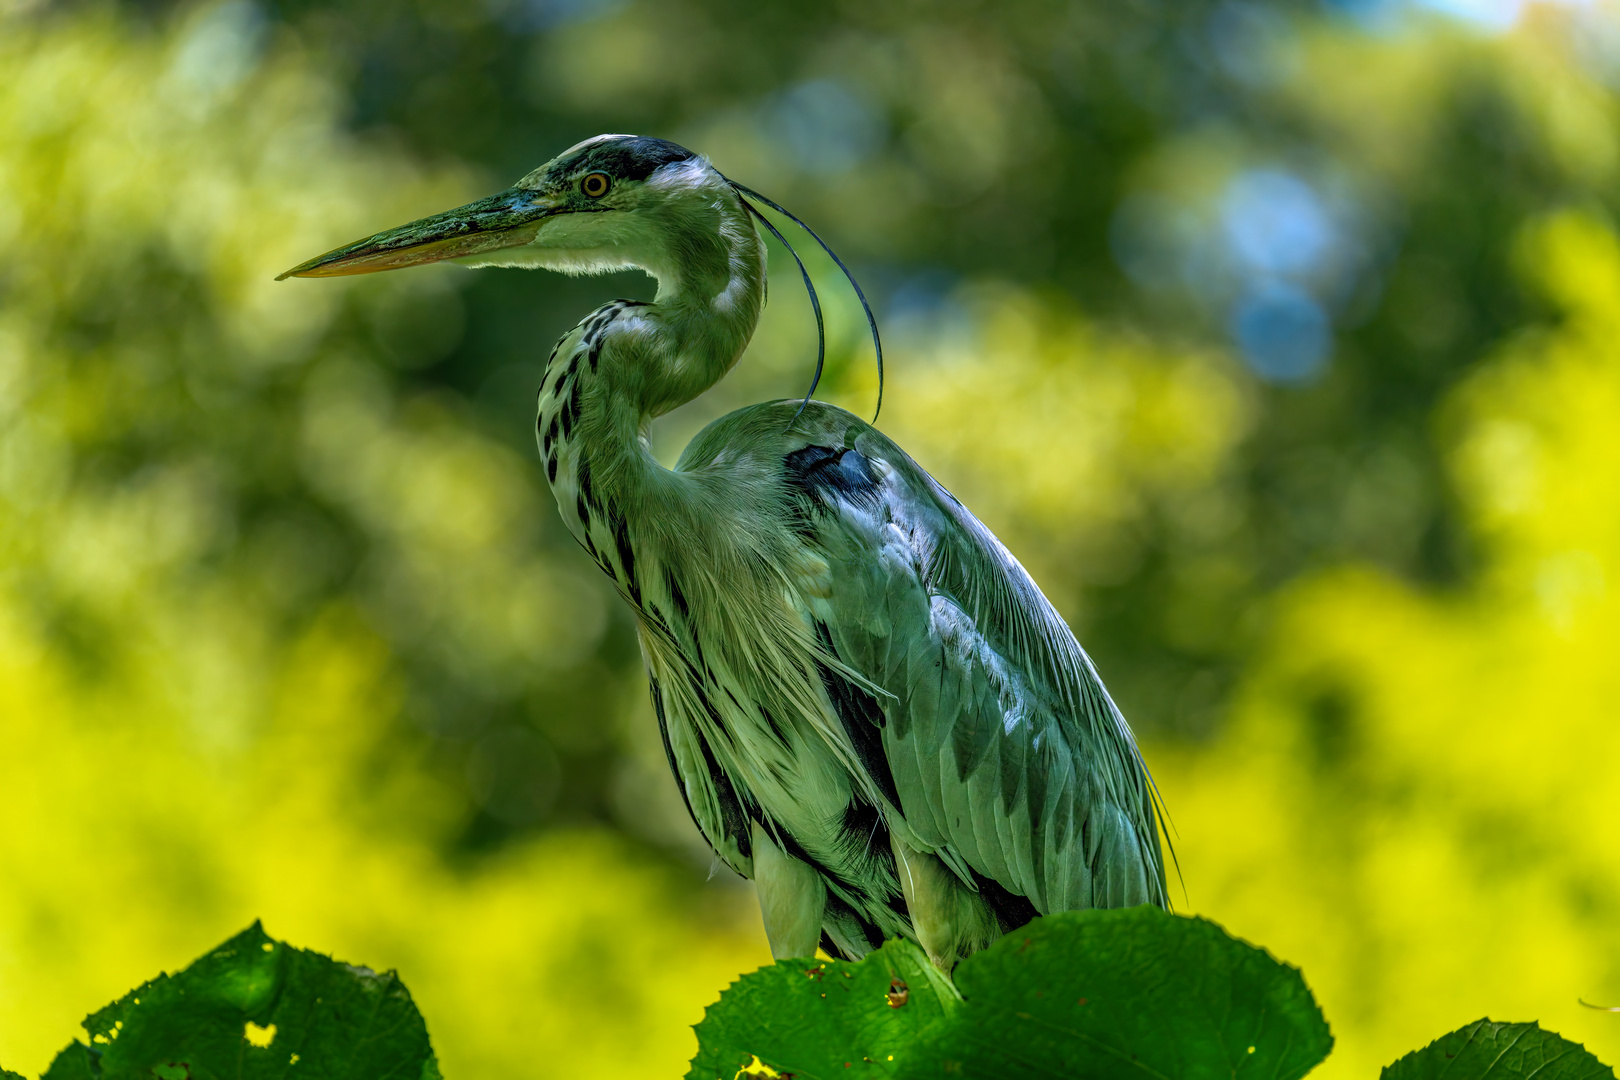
[280,134,1168,970]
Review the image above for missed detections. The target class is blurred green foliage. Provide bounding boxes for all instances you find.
[1,0,1618,1076]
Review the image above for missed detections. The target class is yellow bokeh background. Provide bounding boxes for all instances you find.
[3,3,1619,1077]
[1164,208,1620,1075]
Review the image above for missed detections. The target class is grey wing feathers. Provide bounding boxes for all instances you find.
[786,421,1167,915]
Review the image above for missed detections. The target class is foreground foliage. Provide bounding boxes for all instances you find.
[1384,1020,1617,1080]
[4,915,1610,1080]
[34,924,439,1080]
[691,906,1333,1080]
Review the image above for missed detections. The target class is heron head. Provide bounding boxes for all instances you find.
[276,134,730,281]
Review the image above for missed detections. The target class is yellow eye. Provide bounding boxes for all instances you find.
[581,172,611,198]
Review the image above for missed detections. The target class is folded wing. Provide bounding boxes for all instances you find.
[785,425,1168,915]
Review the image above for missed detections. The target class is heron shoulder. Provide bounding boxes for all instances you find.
[673,398,869,476]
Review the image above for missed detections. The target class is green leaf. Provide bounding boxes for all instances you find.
[1382,1019,1616,1080]
[4,1067,31,1080]
[40,922,440,1080]
[37,1043,96,1080]
[913,906,1333,1080]
[688,938,958,1080]
[690,908,1332,1080]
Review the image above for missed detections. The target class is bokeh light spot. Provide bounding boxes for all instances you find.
[168,0,266,103]
[1414,0,1524,31]
[1229,280,1331,382]
[1222,169,1334,278]
[765,79,883,175]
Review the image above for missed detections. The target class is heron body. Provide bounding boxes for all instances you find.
[282,134,1167,969]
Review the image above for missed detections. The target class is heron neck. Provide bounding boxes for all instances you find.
[536,194,764,567]
[642,204,766,418]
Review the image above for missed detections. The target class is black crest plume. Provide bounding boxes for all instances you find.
[723,177,885,424]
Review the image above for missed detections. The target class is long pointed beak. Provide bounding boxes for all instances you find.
[276,188,562,280]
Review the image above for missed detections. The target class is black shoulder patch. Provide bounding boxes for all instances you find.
[784,445,883,509]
